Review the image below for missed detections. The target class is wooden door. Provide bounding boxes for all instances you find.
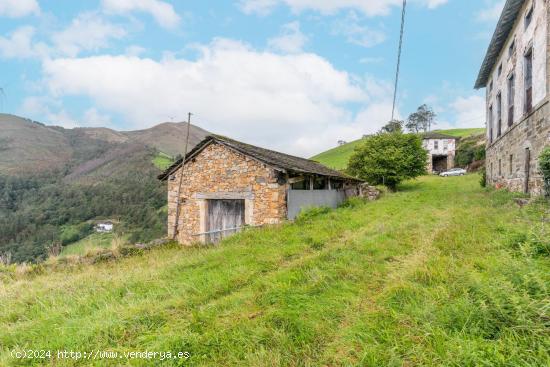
[524,148,531,194]
[207,199,245,243]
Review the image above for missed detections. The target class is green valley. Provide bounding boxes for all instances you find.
[1,175,548,366]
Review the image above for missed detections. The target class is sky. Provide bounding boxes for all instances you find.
[0,0,504,156]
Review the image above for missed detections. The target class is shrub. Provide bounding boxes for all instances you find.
[348,132,427,191]
[539,147,550,197]
[479,167,487,188]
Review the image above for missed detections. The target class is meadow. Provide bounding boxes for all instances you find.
[0,175,548,366]
[311,128,485,170]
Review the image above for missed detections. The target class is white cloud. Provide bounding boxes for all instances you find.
[0,0,39,18]
[268,21,308,53]
[332,11,386,48]
[0,26,49,59]
[435,94,486,130]
[476,1,504,23]
[51,12,127,57]
[19,96,79,128]
[82,108,113,126]
[240,0,447,16]
[450,95,485,127]
[102,0,181,29]
[41,39,394,156]
[359,56,384,64]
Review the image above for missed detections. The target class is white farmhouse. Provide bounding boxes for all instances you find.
[422,132,457,173]
[95,222,114,233]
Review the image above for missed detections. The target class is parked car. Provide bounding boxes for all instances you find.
[439,168,467,177]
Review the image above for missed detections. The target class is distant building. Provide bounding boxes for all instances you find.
[422,132,457,173]
[95,222,113,233]
[158,135,363,244]
[475,0,550,195]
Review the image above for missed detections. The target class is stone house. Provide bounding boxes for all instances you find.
[475,0,550,194]
[422,132,457,173]
[158,135,363,244]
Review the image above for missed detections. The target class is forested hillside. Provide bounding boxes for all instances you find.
[0,114,209,263]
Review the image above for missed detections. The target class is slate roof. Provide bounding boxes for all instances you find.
[158,134,362,181]
[475,0,526,89]
[421,132,458,140]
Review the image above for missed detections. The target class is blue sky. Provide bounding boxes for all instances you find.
[0,0,503,156]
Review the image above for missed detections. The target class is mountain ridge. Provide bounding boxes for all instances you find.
[0,113,210,178]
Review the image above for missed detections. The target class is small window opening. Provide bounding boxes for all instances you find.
[499,159,502,176]
[508,73,515,127]
[498,63,503,77]
[313,177,328,190]
[331,180,343,190]
[524,48,533,114]
[496,92,502,137]
[489,105,494,143]
[525,6,533,29]
[509,154,514,176]
[291,179,309,190]
[509,39,516,58]
[434,140,439,150]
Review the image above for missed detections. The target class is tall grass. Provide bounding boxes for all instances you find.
[0,175,548,366]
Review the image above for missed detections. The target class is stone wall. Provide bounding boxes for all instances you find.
[486,99,550,195]
[167,142,287,244]
[485,0,547,143]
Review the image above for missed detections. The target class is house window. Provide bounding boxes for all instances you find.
[499,159,502,176]
[443,140,448,151]
[525,5,533,29]
[524,48,533,114]
[498,63,503,77]
[496,92,502,137]
[489,105,494,143]
[434,140,439,150]
[509,154,514,176]
[508,74,515,127]
[508,39,516,58]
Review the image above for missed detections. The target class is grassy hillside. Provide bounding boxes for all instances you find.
[312,128,486,170]
[1,175,548,366]
[152,151,175,170]
[310,139,364,170]
[433,128,485,138]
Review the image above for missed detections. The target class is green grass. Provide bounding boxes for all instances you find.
[433,128,485,138]
[1,175,549,366]
[152,151,174,170]
[311,139,364,170]
[312,128,485,170]
[60,232,115,257]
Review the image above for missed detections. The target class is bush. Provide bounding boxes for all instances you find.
[479,167,487,188]
[348,132,427,191]
[539,147,550,198]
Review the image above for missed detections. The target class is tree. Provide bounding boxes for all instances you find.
[406,104,437,133]
[539,147,550,198]
[380,119,404,133]
[348,132,427,191]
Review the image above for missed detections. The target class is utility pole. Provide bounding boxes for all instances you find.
[172,112,193,240]
[391,0,407,121]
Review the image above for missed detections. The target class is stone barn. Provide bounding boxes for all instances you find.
[158,135,363,244]
[422,132,457,174]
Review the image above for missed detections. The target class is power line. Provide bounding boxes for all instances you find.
[391,0,407,121]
